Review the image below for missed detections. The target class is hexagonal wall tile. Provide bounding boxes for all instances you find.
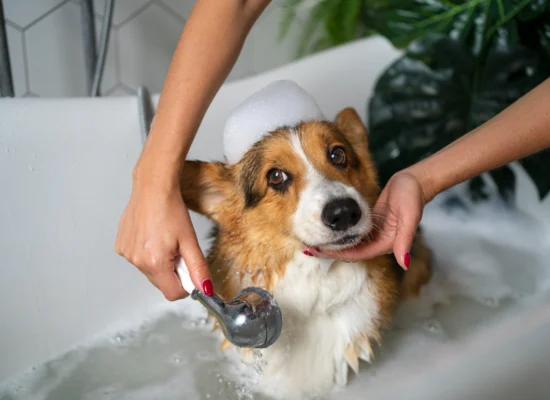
[94,0,151,26]
[3,0,66,28]
[105,84,135,97]
[118,3,184,92]
[26,1,116,96]
[94,17,118,94]
[158,0,255,83]
[158,0,195,20]
[5,24,27,96]
[250,2,301,74]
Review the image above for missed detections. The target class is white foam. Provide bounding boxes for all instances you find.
[223,80,325,164]
[2,188,550,399]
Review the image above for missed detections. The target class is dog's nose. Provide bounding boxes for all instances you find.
[321,198,362,231]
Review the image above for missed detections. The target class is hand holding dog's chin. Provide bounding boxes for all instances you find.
[324,171,427,270]
[115,158,212,301]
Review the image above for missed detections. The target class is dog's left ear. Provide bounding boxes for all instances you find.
[334,107,370,153]
[334,107,380,196]
[181,161,236,223]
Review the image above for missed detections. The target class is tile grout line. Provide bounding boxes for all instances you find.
[21,29,31,95]
[154,0,187,24]
[22,0,72,31]
[112,24,121,93]
[5,19,23,31]
[119,82,136,94]
[113,0,155,29]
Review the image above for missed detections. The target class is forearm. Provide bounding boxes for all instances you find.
[408,78,550,202]
[134,0,269,187]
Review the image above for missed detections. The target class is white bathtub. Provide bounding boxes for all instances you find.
[1,36,550,399]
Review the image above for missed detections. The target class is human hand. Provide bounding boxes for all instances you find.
[115,164,213,301]
[324,171,428,269]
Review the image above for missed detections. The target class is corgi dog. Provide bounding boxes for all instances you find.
[181,108,432,399]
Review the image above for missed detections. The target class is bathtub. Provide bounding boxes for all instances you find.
[1,36,550,399]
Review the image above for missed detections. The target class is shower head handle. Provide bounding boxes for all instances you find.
[176,259,282,349]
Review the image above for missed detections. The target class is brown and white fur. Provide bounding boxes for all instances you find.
[181,108,432,399]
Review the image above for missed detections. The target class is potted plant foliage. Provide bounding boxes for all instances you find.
[281,0,550,204]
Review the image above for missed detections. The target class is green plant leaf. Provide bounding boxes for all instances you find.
[324,0,362,45]
[362,0,545,56]
[519,148,550,199]
[489,165,516,203]
[516,0,549,20]
[368,34,550,203]
[296,0,333,57]
[279,0,303,41]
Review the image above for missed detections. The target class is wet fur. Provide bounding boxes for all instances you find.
[181,108,432,399]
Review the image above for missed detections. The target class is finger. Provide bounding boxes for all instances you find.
[180,240,212,295]
[178,215,213,295]
[150,263,189,301]
[392,212,421,270]
[324,236,393,261]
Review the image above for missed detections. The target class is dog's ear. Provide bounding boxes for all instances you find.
[334,107,370,152]
[181,161,235,223]
[335,107,380,196]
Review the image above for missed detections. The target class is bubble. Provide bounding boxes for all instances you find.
[236,386,255,400]
[423,319,443,334]
[252,349,263,359]
[483,297,499,308]
[115,335,123,343]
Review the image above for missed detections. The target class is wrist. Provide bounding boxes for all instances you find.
[132,149,183,193]
[132,122,194,191]
[401,162,439,204]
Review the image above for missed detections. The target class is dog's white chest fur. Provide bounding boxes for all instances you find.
[253,252,381,399]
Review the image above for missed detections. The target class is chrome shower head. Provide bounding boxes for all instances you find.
[177,259,282,349]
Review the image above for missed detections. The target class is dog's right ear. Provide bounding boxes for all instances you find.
[181,161,235,223]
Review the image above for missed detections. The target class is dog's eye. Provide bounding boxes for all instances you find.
[267,169,289,188]
[329,147,347,167]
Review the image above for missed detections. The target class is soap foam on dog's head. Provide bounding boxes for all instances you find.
[223,80,325,165]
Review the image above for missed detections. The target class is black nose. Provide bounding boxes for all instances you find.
[321,198,362,231]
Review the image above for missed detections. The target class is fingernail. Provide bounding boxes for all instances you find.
[403,252,410,270]
[202,279,214,296]
[303,249,314,257]
[314,247,322,253]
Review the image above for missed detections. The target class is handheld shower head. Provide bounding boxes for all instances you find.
[176,259,282,349]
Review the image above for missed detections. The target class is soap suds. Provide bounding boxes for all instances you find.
[223,80,325,164]
[2,189,549,399]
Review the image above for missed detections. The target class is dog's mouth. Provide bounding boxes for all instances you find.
[332,234,360,246]
[304,234,363,252]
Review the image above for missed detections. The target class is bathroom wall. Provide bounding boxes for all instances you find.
[3,0,305,97]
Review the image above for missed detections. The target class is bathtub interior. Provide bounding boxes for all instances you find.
[1,36,550,399]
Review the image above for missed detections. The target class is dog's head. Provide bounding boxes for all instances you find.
[182,108,380,254]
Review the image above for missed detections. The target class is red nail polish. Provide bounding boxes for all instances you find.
[314,247,322,253]
[404,252,410,269]
[303,249,314,257]
[202,279,214,296]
